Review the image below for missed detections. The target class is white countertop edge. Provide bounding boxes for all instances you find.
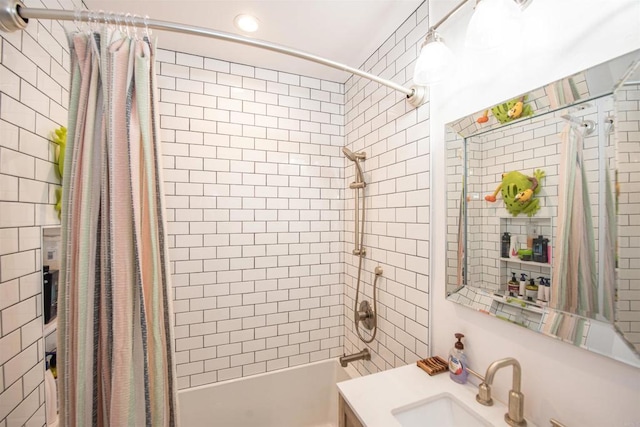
[337,364,536,427]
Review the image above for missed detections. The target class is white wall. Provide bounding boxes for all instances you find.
[430,1,640,426]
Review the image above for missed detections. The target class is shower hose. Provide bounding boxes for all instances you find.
[353,186,379,344]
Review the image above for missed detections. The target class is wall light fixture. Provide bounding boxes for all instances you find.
[413,0,531,85]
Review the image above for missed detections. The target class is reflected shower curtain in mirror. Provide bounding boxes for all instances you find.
[58,29,179,426]
[551,124,598,319]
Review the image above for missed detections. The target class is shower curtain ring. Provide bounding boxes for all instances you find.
[92,10,99,32]
[73,9,80,31]
[107,11,115,29]
[124,12,132,37]
[117,12,124,34]
[86,10,93,33]
[143,15,151,39]
[132,14,139,40]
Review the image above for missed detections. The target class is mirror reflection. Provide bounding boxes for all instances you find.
[445,49,640,368]
[615,61,640,353]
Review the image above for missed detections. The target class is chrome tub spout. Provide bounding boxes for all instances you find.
[339,348,370,367]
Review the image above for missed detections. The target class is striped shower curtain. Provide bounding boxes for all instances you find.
[58,28,179,426]
[551,124,598,319]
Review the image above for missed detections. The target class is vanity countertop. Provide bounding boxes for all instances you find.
[337,363,537,427]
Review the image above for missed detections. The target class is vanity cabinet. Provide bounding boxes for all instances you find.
[339,395,364,427]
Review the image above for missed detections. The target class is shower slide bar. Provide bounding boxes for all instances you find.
[0,0,427,107]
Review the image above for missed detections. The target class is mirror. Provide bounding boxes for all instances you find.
[445,49,640,368]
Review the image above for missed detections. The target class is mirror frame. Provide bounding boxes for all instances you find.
[444,49,640,368]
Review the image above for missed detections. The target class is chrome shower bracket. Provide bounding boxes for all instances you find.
[582,119,596,136]
[357,300,375,330]
[0,0,28,32]
[407,85,427,108]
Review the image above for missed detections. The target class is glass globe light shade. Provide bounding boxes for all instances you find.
[413,36,455,85]
[465,0,520,50]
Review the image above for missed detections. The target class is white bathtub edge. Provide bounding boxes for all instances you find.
[178,357,359,395]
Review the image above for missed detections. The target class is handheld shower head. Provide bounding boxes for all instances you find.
[342,147,357,161]
[342,147,366,184]
[342,147,366,161]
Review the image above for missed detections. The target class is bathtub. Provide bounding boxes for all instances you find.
[178,358,359,427]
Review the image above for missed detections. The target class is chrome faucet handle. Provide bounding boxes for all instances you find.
[466,366,493,406]
[476,382,493,406]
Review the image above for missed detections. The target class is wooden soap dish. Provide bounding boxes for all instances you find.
[417,356,449,376]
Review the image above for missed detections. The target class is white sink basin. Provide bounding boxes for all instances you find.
[392,392,493,427]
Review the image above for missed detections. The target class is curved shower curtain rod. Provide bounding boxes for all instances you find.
[0,0,426,107]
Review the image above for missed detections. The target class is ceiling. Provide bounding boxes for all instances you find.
[84,0,424,82]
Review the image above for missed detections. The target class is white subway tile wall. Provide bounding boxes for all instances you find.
[342,2,430,374]
[616,83,640,351]
[156,49,347,389]
[0,0,81,425]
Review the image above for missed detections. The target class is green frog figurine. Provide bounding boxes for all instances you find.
[50,126,67,219]
[485,169,545,217]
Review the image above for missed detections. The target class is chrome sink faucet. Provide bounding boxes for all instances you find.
[473,357,527,427]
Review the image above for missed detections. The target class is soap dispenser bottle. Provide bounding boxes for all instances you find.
[543,278,551,303]
[508,272,519,296]
[525,278,538,301]
[536,276,546,302]
[448,333,468,384]
[518,273,528,298]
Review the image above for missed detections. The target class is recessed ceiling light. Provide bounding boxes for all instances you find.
[234,14,259,33]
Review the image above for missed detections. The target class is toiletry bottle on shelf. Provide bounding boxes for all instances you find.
[533,235,549,263]
[526,278,537,301]
[501,232,511,258]
[518,273,527,298]
[448,333,468,384]
[527,223,537,250]
[543,278,551,303]
[536,276,545,302]
[508,272,519,296]
[510,235,520,259]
